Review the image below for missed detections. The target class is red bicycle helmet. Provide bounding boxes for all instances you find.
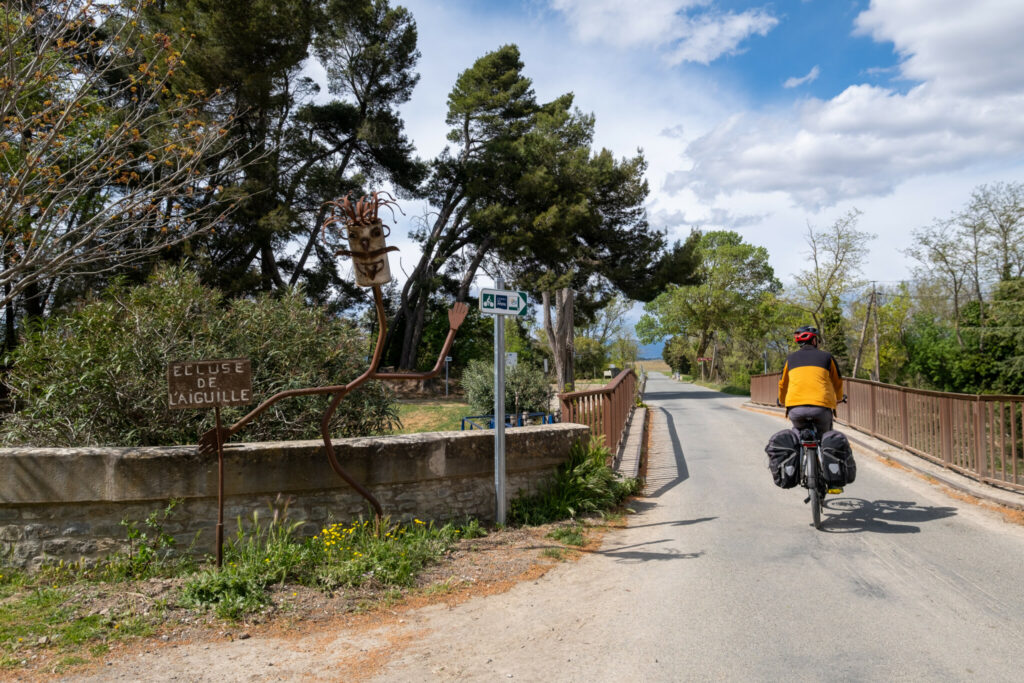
[794,325,819,345]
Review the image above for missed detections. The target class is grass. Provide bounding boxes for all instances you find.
[677,374,750,397]
[636,360,671,374]
[0,580,157,670]
[392,399,472,433]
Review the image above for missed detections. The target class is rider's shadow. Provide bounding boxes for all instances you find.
[821,498,958,533]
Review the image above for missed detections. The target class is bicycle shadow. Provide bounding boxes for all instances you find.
[820,497,958,534]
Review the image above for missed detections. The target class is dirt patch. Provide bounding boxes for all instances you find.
[5,521,613,680]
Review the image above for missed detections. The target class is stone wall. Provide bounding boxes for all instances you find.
[0,424,588,569]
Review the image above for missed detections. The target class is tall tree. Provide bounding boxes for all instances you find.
[383,44,538,370]
[906,182,1024,352]
[792,208,873,337]
[906,219,970,347]
[968,181,1024,282]
[146,0,424,305]
[499,102,701,390]
[637,231,780,362]
[578,295,630,347]
[0,0,236,346]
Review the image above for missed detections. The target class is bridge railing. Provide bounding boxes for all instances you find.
[559,369,637,455]
[752,373,1024,493]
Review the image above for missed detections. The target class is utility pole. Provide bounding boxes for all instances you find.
[871,282,881,382]
[853,287,874,379]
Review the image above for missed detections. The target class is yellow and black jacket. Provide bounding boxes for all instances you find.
[778,345,844,412]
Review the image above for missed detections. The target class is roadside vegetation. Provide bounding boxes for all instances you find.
[1,268,398,447]
[0,439,637,673]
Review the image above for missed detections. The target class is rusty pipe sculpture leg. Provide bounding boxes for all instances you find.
[320,387,384,520]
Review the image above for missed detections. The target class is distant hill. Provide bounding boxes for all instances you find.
[637,341,664,361]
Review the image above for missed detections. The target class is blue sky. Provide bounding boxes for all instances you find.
[310,1,1024,355]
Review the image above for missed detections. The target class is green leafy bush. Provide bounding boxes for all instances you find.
[508,439,641,525]
[1,267,398,446]
[461,359,553,415]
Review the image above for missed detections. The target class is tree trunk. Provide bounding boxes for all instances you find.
[544,288,575,392]
[4,283,14,353]
[710,334,719,382]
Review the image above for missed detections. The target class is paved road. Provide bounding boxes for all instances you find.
[372,373,1024,681]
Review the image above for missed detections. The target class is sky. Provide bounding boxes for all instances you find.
[311,0,1024,356]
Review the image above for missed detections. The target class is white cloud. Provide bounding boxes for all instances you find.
[660,124,686,138]
[855,0,1024,96]
[783,65,820,89]
[549,0,778,64]
[649,207,767,231]
[670,1,1024,209]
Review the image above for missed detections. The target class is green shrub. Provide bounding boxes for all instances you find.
[508,439,641,525]
[1,266,398,446]
[462,359,553,416]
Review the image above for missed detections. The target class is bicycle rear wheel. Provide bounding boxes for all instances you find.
[810,486,822,529]
[806,446,822,529]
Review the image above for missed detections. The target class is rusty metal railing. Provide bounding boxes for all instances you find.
[751,373,1024,493]
[559,369,637,455]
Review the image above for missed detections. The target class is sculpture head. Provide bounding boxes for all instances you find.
[322,193,400,287]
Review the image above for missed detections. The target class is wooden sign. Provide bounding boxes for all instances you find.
[167,359,253,410]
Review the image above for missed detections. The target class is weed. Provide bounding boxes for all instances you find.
[458,518,488,539]
[541,547,566,560]
[509,439,642,525]
[180,569,269,620]
[547,525,586,547]
[423,576,461,596]
[55,655,90,671]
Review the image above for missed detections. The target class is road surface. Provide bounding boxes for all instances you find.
[368,372,1024,681]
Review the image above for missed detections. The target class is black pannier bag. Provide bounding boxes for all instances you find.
[766,429,800,488]
[820,430,856,485]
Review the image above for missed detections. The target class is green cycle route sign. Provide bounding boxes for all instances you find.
[480,288,528,316]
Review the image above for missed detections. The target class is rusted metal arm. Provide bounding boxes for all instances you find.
[197,286,392,455]
[369,302,467,382]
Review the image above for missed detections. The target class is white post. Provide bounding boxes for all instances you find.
[494,276,507,525]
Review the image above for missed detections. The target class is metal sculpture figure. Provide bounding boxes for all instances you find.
[199,192,468,518]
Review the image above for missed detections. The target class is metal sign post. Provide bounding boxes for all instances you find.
[168,359,252,568]
[493,277,507,525]
[479,282,529,525]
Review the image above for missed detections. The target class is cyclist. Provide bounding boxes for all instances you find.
[778,325,844,434]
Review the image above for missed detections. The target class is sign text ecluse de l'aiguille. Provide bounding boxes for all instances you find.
[167,359,253,410]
